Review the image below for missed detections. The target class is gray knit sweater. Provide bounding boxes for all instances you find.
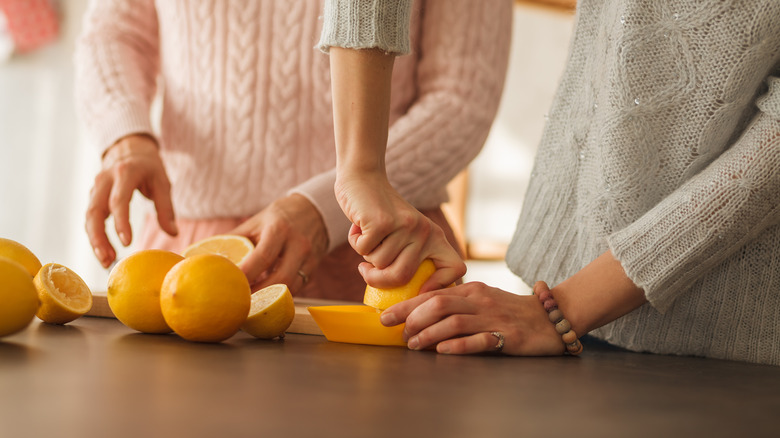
[320,0,780,365]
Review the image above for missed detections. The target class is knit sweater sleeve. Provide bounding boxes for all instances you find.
[316,0,412,54]
[608,76,780,313]
[296,0,512,251]
[74,0,160,153]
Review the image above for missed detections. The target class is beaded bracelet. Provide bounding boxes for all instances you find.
[533,281,583,356]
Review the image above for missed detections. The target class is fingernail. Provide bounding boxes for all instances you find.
[380,312,398,326]
[94,247,105,262]
[438,343,451,354]
[358,264,367,277]
[407,336,420,350]
[119,232,129,246]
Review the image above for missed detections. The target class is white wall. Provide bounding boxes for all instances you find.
[462,4,574,293]
[0,0,146,290]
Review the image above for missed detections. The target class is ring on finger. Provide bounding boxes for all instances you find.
[490,331,505,353]
[297,270,309,284]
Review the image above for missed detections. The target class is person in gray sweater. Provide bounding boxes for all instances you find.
[320,0,780,365]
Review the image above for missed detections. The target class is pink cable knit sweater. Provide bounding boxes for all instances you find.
[74,0,511,253]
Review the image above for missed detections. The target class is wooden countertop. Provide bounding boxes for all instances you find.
[2,316,779,438]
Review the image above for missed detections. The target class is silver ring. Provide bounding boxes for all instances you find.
[297,270,309,284]
[490,331,504,352]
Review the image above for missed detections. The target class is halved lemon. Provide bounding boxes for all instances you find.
[242,284,295,339]
[363,259,436,310]
[182,234,254,266]
[33,263,93,324]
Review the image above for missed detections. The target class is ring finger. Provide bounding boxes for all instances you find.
[403,293,477,339]
[435,332,505,355]
[406,313,488,351]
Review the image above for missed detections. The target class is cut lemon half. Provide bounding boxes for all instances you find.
[33,263,93,324]
[242,283,295,339]
[0,237,42,277]
[363,259,436,310]
[182,234,254,266]
[0,257,39,337]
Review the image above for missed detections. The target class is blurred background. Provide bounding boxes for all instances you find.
[0,0,574,293]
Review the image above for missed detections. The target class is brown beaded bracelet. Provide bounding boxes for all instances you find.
[533,281,583,356]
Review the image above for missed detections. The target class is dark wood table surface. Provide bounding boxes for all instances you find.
[2,316,779,438]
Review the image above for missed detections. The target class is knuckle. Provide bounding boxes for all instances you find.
[448,315,468,332]
[372,211,396,235]
[114,160,135,175]
[427,295,448,313]
[107,193,123,210]
[93,171,110,187]
[85,200,108,218]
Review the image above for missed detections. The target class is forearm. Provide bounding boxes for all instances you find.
[608,114,780,311]
[329,47,395,177]
[552,250,647,337]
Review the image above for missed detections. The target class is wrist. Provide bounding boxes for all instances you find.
[281,194,329,255]
[336,149,387,177]
[335,166,389,187]
[103,133,159,166]
[548,250,647,337]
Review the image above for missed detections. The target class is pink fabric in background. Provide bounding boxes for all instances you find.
[0,0,58,52]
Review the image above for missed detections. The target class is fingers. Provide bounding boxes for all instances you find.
[357,217,465,291]
[85,175,116,268]
[348,210,396,257]
[108,164,138,247]
[380,290,439,327]
[420,259,466,293]
[240,226,285,285]
[358,243,421,289]
[236,219,315,293]
[87,135,176,267]
[435,332,503,355]
[401,291,475,338]
[406,313,487,352]
[150,175,178,237]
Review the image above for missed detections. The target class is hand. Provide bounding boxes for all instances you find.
[85,134,177,268]
[335,171,466,292]
[229,194,329,293]
[380,282,565,356]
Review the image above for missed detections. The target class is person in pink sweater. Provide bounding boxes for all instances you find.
[75,0,511,300]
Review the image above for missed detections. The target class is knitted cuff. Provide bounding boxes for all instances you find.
[316,0,412,55]
[88,101,155,154]
[287,168,352,253]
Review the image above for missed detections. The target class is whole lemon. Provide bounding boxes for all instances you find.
[0,237,42,277]
[160,254,251,342]
[0,257,40,337]
[108,250,184,333]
